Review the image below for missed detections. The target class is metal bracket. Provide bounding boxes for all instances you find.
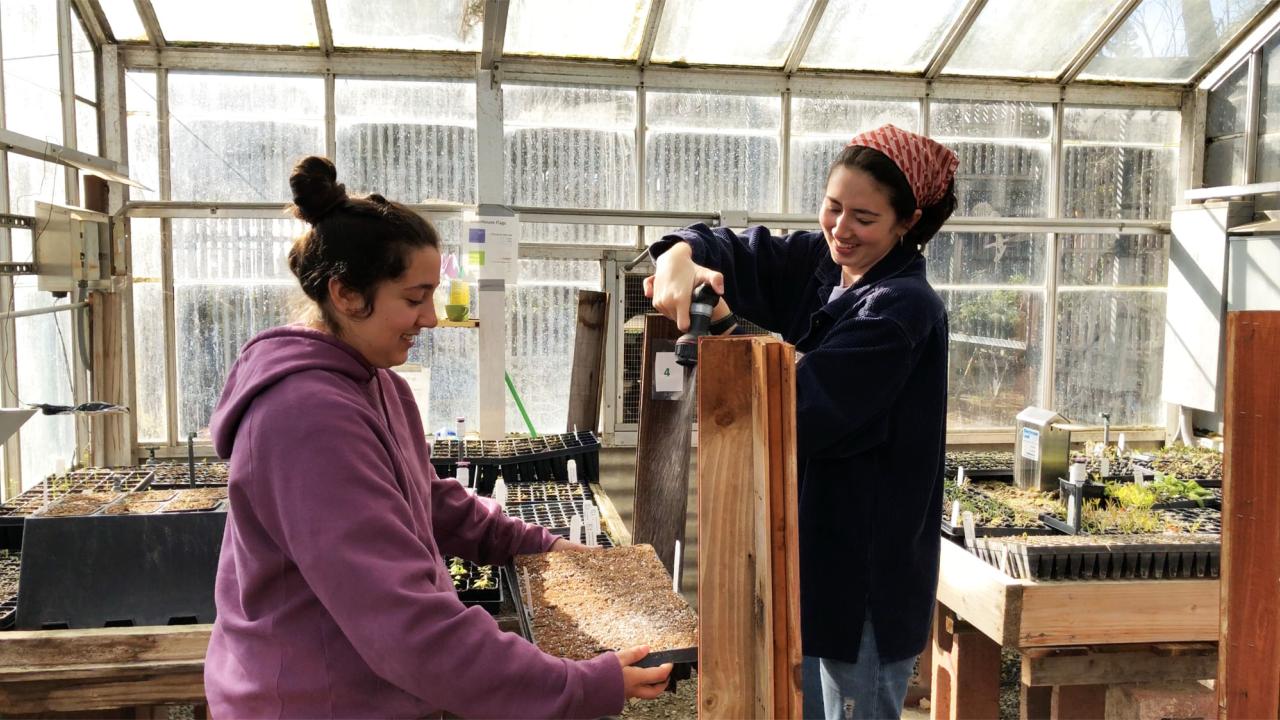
[0,262,37,275]
[0,214,36,230]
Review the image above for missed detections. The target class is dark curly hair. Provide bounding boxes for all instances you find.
[828,145,957,249]
[287,156,440,333]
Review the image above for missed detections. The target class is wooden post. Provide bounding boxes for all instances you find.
[565,289,609,433]
[1218,311,1280,719]
[697,336,801,719]
[632,314,692,579]
[83,175,130,466]
[931,607,1001,720]
[1049,685,1107,719]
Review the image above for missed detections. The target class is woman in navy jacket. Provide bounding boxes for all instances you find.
[647,125,958,720]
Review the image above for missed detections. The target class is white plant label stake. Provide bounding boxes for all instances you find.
[956,466,967,486]
[1118,432,1127,453]
[950,500,961,528]
[456,462,470,488]
[1134,468,1146,486]
[569,514,583,545]
[567,458,578,485]
[1067,494,1079,528]
[961,511,977,551]
[494,477,508,510]
[1101,457,1111,477]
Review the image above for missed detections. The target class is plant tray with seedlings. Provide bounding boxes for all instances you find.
[944,451,1014,479]
[1133,446,1223,486]
[429,432,602,495]
[505,501,582,530]
[100,490,178,516]
[1042,475,1220,536]
[0,549,18,630]
[506,481,592,506]
[1161,506,1222,535]
[446,557,504,613]
[33,492,123,518]
[972,533,1220,581]
[145,461,230,487]
[941,479,1057,539]
[159,487,228,512]
[511,544,697,674]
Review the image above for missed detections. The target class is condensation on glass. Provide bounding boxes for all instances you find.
[130,219,168,444]
[71,11,96,104]
[505,0,651,59]
[167,73,324,202]
[650,0,810,67]
[942,288,1045,429]
[505,83,636,244]
[125,71,161,201]
[1063,107,1180,220]
[1205,61,1250,186]
[335,78,476,204]
[930,100,1052,218]
[946,0,1116,78]
[148,0,317,46]
[327,0,482,51]
[789,96,920,214]
[800,0,964,72]
[2,0,63,144]
[1081,0,1270,83]
[927,233,1047,286]
[171,219,304,438]
[647,90,781,213]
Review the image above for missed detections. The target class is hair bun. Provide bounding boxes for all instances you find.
[290,156,347,224]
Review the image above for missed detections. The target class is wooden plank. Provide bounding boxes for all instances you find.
[632,314,692,578]
[936,539,1025,647]
[1021,648,1217,687]
[590,482,632,546]
[1219,310,1280,719]
[1017,580,1218,648]
[565,290,610,434]
[0,670,204,714]
[0,626,210,669]
[0,660,201,682]
[697,336,800,719]
[930,606,1001,720]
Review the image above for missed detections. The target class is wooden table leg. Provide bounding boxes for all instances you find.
[1021,684,1052,720]
[931,606,1001,720]
[1050,684,1107,719]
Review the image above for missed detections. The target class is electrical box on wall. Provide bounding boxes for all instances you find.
[33,202,112,294]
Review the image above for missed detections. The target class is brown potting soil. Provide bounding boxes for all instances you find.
[161,488,228,512]
[38,492,121,517]
[0,551,19,601]
[514,544,698,661]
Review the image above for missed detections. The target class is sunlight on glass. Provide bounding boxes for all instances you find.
[328,0,482,51]
[801,0,965,72]
[96,0,148,41]
[1081,0,1270,82]
[506,0,651,59]
[946,0,1117,78]
[651,0,810,66]
[2,0,63,144]
[150,0,316,45]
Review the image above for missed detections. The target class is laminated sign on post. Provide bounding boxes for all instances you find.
[463,208,519,284]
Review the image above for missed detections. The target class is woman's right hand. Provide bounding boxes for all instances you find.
[615,645,673,700]
[644,242,724,332]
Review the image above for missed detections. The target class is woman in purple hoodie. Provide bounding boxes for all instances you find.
[205,156,671,718]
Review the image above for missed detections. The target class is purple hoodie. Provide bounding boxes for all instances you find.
[205,326,623,719]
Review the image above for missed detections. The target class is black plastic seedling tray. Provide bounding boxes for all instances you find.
[16,510,226,629]
[0,550,18,630]
[506,481,593,506]
[939,520,1057,543]
[1161,506,1222,534]
[448,558,504,614]
[505,501,582,530]
[974,534,1220,581]
[548,528,614,548]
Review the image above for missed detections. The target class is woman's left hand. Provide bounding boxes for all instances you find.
[550,538,591,552]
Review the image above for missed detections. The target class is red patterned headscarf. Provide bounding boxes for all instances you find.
[847,125,958,208]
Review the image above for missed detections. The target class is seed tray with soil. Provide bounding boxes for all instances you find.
[160,488,228,512]
[430,432,602,493]
[146,461,230,487]
[1161,506,1222,535]
[0,550,19,629]
[446,557,504,613]
[1,475,143,518]
[942,480,1056,539]
[973,533,1220,581]
[944,450,1014,478]
[505,501,581,530]
[506,481,591,505]
[1133,446,1222,484]
[100,490,178,516]
[34,492,122,518]
[512,544,698,666]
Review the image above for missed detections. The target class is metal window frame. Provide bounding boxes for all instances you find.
[1057,0,1144,86]
[0,8,19,497]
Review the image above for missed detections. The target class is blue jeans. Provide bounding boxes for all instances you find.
[802,618,917,720]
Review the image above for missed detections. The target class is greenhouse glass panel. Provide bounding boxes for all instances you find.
[505,84,636,244]
[328,0,482,51]
[942,289,1044,429]
[1081,0,1270,83]
[789,96,919,214]
[72,12,95,102]
[946,0,1117,78]
[7,154,66,217]
[504,260,601,434]
[1257,33,1280,181]
[1205,61,1249,186]
[2,0,62,144]
[12,286,75,490]
[930,100,1051,218]
[172,219,304,439]
[168,74,324,202]
[505,0,651,59]
[926,233,1046,285]
[96,0,147,41]
[336,78,475,204]
[149,0,317,45]
[647,90,781,212]
[76,101,99,156]
[131,219,167,444]
[126,71,161,201]
[1063,107,1179,220]
[800,0,964,72]
[650,0,810,66]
